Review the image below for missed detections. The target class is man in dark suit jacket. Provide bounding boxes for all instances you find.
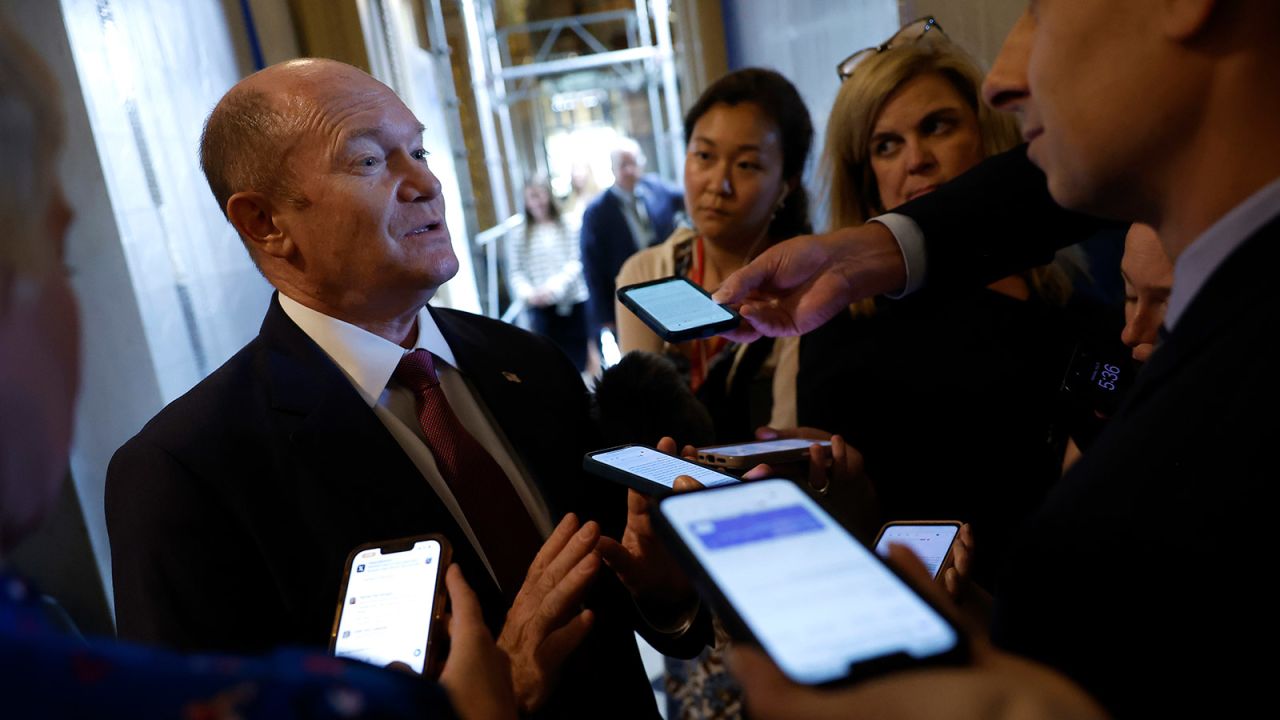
[717,2,1280,717]
[106,58,701,719]
[579,139,683,334]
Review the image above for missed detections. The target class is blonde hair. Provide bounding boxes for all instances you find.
[0,18,63,299]
[822,35,1074,309]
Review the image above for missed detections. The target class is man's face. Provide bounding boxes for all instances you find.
[984,1,1171,220]
[612,150,642,193]
[271,70,456,318]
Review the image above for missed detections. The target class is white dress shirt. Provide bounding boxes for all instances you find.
[279,294,554,591]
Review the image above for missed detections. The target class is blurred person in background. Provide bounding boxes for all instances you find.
[506,177,590,372]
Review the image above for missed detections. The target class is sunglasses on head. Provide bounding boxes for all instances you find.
[836,16,947,81]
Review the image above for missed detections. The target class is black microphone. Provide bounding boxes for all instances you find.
[593,351,715,448]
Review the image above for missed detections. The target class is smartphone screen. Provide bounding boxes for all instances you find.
[660,480,961,684]
[332,538,443,674]
[621,278,735,333]
[874,524,960,579]
[590,445,740,490]
[700,438,831,458]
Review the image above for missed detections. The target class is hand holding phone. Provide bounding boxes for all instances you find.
[654,479,966,686]
[330,535,451,675]
[617,276,741,342]
[872,522,962,581]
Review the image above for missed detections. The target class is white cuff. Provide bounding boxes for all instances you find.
[870,213,926,298]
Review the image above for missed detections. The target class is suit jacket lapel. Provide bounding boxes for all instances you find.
[255,295,506,610]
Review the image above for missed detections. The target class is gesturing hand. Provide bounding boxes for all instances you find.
[596,436,698,627]
[497,514,601,713]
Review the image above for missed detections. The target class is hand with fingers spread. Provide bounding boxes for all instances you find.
[728,546,1107,720]
[497,514,601,713]
[711,224,907,343]
[596,436,699,627]
[439,564,517,720]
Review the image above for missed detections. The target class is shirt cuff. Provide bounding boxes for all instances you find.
[870,213,926,298]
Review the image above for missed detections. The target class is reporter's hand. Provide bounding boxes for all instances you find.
[439,564,517,720]
[745,431,879,541]
[941,524,993,630]
[712,224,906,342]
[596,436,699,625]
[728,546,1107,720]
[497,514,600,713]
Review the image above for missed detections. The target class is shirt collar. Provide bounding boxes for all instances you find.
[278,293,458,407]
[1166,175,1280,330]
[610,184,640,204]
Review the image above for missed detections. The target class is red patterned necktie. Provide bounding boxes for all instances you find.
[394,349,541,597]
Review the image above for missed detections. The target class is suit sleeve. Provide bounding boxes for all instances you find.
[894,144,1123,291]
[579,203,613,329]
[106,438,282,654]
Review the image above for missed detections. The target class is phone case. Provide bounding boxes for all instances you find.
[328,533,452,676]
[582,445,739,497]
[696,442,828,470]
[651,480,969,687]
[616,276,742,343]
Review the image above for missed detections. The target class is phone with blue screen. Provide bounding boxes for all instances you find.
[617,276,741,342]
[654,479,967,686]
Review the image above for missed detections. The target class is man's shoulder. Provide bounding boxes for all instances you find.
[111,337,269,468]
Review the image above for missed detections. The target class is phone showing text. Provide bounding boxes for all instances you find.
[584,444,741,496]
[656,479,965,685]
[330,535,450,675]
[617,277,740,343]
[873,522,962,580]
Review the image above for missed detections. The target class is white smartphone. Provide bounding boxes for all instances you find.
[584,444,741,496]
[873,521,962,580]
[697,438,832,470]
[329,534,451,675]
[655,479,966,685]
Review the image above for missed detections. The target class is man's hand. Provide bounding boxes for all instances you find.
[497,514,601,713]
[596,436,699,627]
[713,224,906,342]
[728,546,1106,720]
[439,564,517,720]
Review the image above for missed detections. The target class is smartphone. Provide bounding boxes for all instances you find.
[584,444,741,497]
[873,521,962,581]
[654,479,967,686]
[616,276,741,343]
[697,438,832,470]
[329,534,451,675]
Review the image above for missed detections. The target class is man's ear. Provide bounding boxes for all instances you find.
[226,191,294,259]
[1160,0,1217,41]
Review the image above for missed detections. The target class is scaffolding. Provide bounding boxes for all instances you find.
[458,0,684,318]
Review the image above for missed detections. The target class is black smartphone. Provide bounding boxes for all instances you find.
[654,479,967,686]
[616,276,741,342]
[329,534,451,675]
[872,521,962,580]
[584,444,741,497]
[697,438,832,470]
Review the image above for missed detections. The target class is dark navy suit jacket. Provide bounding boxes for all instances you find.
[106,296,700,718]
[580,176,683,330]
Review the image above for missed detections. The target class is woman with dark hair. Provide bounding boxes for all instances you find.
[505,177,590,371]
[614,68,813,441]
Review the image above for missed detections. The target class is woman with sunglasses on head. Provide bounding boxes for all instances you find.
[792,18,1119,588]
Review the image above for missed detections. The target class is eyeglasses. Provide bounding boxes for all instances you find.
[836,16,947,81]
